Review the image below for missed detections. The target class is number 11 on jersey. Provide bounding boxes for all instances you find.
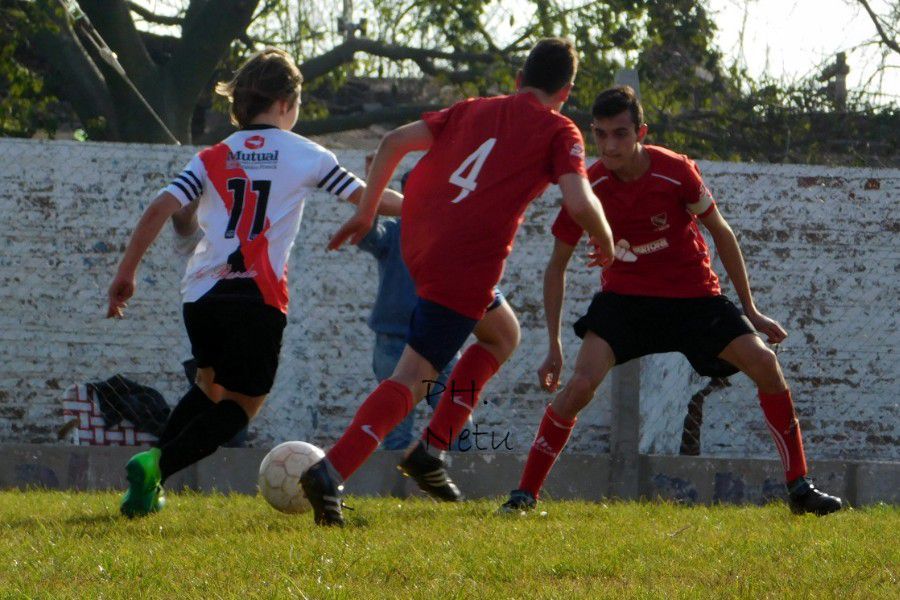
[449,138,496,203]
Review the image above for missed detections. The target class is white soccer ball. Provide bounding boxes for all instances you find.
[258,440,325,514]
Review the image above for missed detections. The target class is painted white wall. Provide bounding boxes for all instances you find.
[1,138,896,461]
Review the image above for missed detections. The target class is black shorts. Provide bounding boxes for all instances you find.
[573,292,755,377]
[183,301,287,396]
[407,288,505,372]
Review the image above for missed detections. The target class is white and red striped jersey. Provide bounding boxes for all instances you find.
[162,125,362,313]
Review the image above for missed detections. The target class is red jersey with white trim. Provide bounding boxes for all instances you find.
[161,126,362,313]
[551,145,720,297]
[401,92,588,319]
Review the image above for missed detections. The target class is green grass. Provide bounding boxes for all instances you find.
[0,491,896,599]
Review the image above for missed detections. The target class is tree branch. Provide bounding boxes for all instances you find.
[126,2,183,26]
[78,0,156,83]
[300,37,501,82]
[168,0,259,110]
[857,0,900,54]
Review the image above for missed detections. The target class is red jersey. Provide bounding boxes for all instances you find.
[551,145,720,297]
[402,93,587,319]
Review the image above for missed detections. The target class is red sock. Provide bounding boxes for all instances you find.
[422,344,499,451]
[759,389,808,482]
[518,405,576,498]
[326,380,413,480]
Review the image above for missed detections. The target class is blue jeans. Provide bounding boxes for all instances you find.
[373,333,472,451]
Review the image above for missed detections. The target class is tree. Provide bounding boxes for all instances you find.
[4,0,260,143]
[4,0,728,144]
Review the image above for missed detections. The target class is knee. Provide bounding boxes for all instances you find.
[483,320,521,363]
[229,395,266,419]
[744,347,785,390]
[555,372,598,416]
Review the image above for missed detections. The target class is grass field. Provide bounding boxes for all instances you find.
[0,490,896,599]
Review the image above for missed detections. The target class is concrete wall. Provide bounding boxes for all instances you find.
[0,138,897,463]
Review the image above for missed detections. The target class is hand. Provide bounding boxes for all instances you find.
[538,345,564,392]
[107,274,135,318]
[586,236,614,268]
[747,309,788,344]
[328,210,374,250]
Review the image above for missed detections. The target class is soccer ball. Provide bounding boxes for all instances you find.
[258,441,324,514]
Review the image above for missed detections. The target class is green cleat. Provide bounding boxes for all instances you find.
[120,448,164,518]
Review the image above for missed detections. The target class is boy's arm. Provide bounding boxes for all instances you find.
[700,207,787,343]
[557,173,615,266]
[329,120,432,250]
[171,199,199,236]
[539,238,577,392]
[107,191,183,318]
[345,186,403,217]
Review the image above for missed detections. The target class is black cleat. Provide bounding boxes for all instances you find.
[497,489,537,515]
[300,460,345,526]
[788,477,843,516]
[398,442,462,502]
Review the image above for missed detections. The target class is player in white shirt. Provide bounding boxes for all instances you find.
[107,48,401,517]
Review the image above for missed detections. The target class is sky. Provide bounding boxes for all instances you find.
[707,0,898,102]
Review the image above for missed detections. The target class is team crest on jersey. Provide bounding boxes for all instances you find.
[244,135,266,150]
[570,143,585,158]
[651,212,669,231]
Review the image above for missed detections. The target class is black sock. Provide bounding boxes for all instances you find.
[158,400,249,482]
[156,385,216,448]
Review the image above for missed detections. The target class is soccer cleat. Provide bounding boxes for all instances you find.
[300,459,345,526]
[787,477,843,516]
[120,448,164,518]
[397,442,462,502]
[497,489,537,514]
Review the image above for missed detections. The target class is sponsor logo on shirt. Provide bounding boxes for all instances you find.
[614,237,670,261]
[570,143,585,157]
[244,135,265,150]
[651,212,669,232]
[632,238,669,255]
[226,149,279,170]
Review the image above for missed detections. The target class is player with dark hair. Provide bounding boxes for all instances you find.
[299,38,616,526]
[107,48,401,517]
[499,85,842,516]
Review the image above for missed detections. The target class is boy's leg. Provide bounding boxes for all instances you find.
[156,391,262,482]
[120,388,261,518]
[324,345,435,481]
[420,300,520,452]
[155,367,220,447]
[427,353,474,451]
[301,346,433,525]
[504,332,615,509]
[719,333,841,515]
[374,334,416,451]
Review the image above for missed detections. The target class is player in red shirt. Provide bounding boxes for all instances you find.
[500,85,842,516]
[300,38,616,526]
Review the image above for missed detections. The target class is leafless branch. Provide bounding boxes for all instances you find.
[857,0,900,54]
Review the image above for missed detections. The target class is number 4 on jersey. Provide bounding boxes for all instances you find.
[449,138,496,203]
